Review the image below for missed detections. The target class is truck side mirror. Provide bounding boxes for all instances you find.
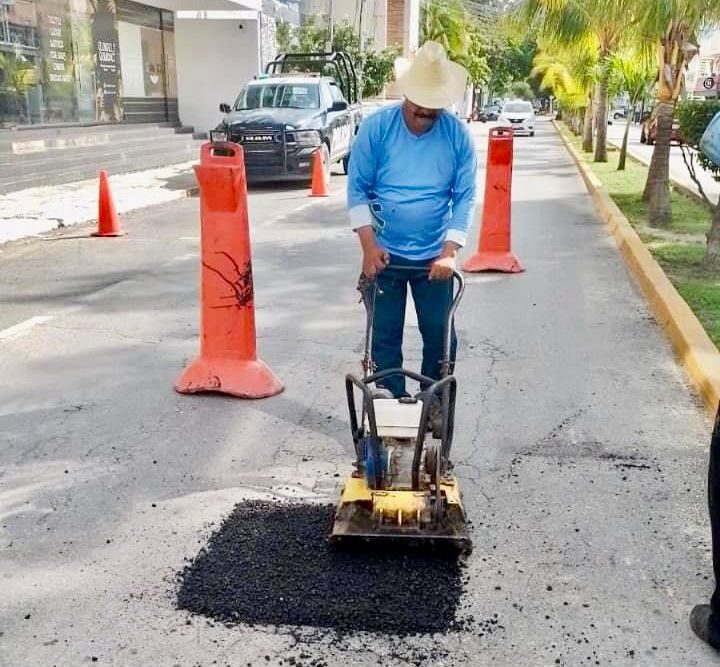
[329,100,348,112]
[219,103,231,114]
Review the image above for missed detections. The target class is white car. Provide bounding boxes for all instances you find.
[498,100,535,136]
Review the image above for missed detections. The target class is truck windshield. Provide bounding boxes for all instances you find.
[234,83,320,110]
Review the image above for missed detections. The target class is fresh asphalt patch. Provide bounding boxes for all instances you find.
[176,501,479,636]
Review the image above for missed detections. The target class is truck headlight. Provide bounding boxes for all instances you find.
[292,130,322,147]
[210,129,228,143]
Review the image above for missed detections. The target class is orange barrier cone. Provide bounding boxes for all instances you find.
[309,148,329,197]
[174,142,284,399]
[463,127,524,273]
[92,170,125,237]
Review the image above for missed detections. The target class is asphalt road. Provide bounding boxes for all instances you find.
[0,118,716,666]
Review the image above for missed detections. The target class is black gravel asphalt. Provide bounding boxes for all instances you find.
[177,501,467,635]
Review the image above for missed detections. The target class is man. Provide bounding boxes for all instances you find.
[690,406,720,648]
[347,40,477,399]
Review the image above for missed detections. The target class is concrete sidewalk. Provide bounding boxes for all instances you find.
[0,160,346,246]
[0,119,715,666]
[0,161,197,244]
[606,122,720,204]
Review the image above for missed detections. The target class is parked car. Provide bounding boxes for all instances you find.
[498,100,536,136]
[212,52,361,183]
[476,105,500,122]
[640,117,683,146]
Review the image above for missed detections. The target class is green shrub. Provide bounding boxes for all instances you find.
[677,99,720,177]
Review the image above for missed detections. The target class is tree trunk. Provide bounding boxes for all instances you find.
[643,101,674,227]
[582,102,593,153]
[594,72,608,162]
[618,113,632,171]
[706,200,720,266]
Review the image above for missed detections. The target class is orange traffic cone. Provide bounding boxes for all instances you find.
[463,127,524,273]
[92,170,125,237]
[309,149,329,197]
[174,142,284,399]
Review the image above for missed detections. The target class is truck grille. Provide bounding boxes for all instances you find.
[229,125,285,169]
[243,146,284,168]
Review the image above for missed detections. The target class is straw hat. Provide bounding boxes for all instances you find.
[393,41,468,109]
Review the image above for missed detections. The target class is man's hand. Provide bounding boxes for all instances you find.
[357,226,389,278]
[429,242,460,280]
[363,244,390,278]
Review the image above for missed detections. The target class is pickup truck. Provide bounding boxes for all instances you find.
[212,52,362,183]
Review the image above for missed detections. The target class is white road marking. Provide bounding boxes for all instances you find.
[462,274,505,284]
[170,252,198,262]
[0,315,54,341]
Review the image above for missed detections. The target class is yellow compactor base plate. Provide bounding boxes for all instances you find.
[330,475,472,553]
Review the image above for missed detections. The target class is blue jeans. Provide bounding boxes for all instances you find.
[372,255,457,398]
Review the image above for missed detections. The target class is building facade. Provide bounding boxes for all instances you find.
[300,0,418,56]
[0,0,179,126]
[686,29,720,100]
[0,0,292,131]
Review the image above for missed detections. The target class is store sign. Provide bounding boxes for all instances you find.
[92,0,122,122]
[46,14,71,84]
[704,76,717,90]
[39,2,73,88]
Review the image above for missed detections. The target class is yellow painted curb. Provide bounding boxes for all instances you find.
[553,120,720,416]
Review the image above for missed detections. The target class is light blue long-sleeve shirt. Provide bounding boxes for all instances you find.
[347,103,477,260]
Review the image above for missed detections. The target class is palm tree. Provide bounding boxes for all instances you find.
[635,1,720,227]
[519,0,635,163]
[556,80,590,135]
[609,52,655,171]
[532,43,598,152]
[421,0,471,61]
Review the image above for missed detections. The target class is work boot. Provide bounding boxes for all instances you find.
[690,605,720,649]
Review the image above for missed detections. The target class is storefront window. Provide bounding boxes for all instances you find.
[0,0,41,125]
[36,0,76,123]
[117,0,177,121]
[0,0,176,127]
[69,0,98,123]
[118,20,164,98]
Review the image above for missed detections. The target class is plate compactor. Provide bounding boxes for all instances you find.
[330,267,472,552]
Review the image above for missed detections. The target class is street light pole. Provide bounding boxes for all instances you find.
[357,0,366,96]
[328,0,335,51]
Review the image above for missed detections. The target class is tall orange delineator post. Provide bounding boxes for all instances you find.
[463,127,524,274]
[174,142,284,399]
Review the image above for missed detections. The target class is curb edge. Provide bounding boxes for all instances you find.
[553,119,720,416]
